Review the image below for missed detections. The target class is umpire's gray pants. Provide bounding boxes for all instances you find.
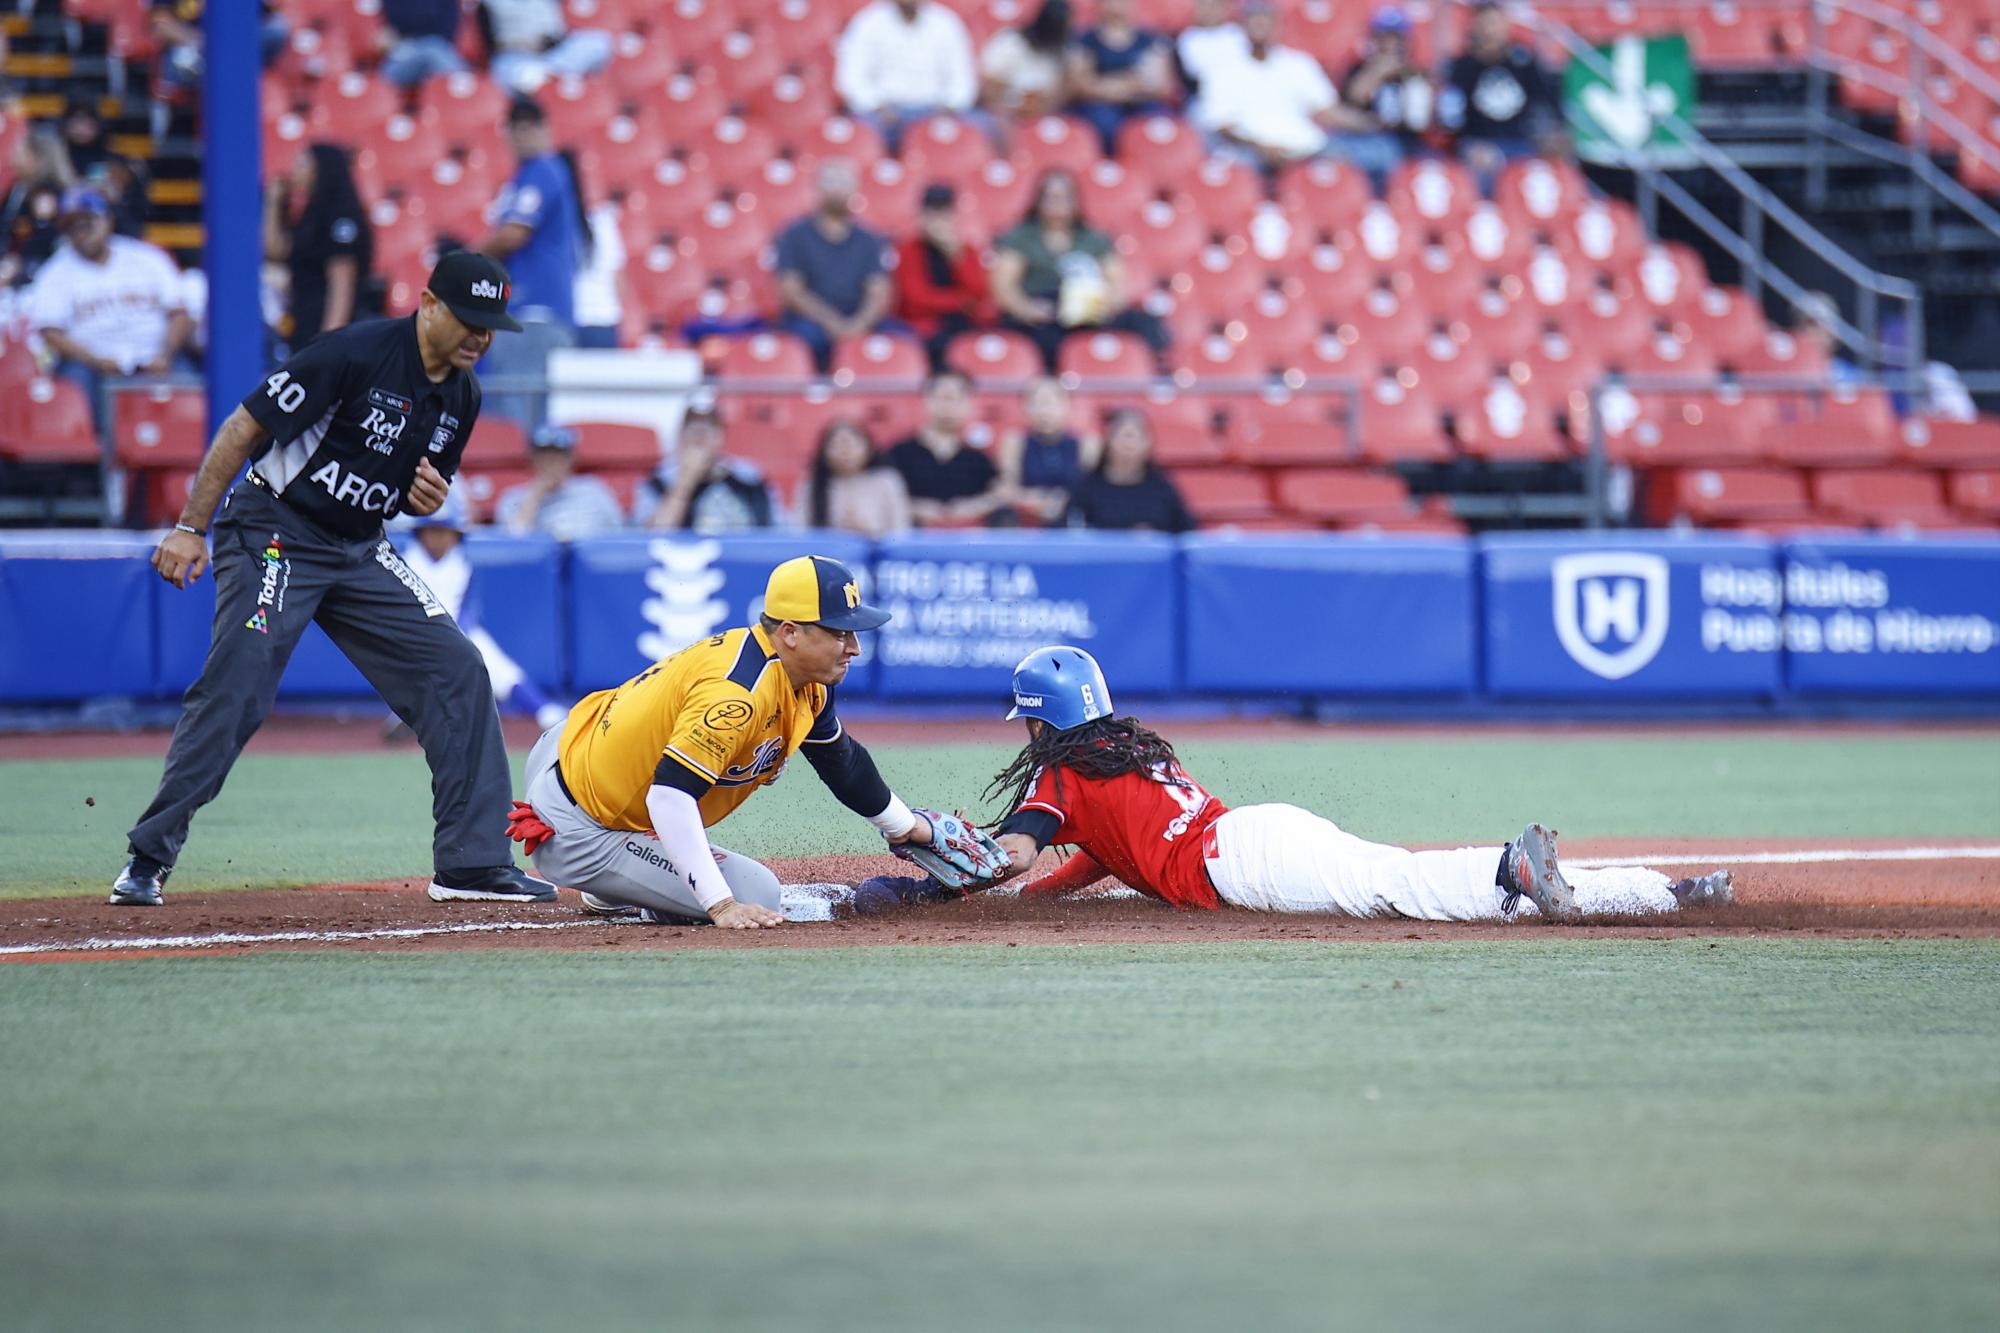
[127,482,514,874]
[521,725,782,922]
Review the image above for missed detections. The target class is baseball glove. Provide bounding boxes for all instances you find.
[890,808,1010,892]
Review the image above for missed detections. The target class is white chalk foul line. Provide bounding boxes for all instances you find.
[1567,846,2000,869]
[0,918,604,957]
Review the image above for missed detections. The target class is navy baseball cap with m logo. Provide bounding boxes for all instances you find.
[765,556,891,632]
[427,251,525,332]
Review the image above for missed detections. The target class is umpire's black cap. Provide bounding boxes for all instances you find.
[428,251,525,333]
[765,556,891,633]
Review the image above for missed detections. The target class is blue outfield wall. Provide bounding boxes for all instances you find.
[2,530,1996,706]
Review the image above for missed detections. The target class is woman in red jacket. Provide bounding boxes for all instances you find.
[896,183,994,370]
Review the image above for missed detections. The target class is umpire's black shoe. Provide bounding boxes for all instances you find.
[427,864,558,904]
[109,856,170,907]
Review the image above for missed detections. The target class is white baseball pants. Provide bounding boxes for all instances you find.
[1203,804,1679,920]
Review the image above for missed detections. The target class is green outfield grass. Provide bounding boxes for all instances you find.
[10,732,2000,897]
[3,940,1997,1332]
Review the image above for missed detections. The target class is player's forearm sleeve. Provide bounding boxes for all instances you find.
[997,807,1060,848]
[801,731,893,818]
[1028,851,1109,896]
[643,784,730,913]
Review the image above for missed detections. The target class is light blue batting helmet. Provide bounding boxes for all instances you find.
[1006,645,1114,731]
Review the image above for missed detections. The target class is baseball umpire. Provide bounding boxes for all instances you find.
[505,555,1008,927]
[112,252,555,908]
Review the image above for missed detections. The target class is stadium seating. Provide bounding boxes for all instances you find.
[0,378,100,465]
[112,387,208,470]
[1811,468,1955,528]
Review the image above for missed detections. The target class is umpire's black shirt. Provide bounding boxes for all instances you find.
[240,314,480,539]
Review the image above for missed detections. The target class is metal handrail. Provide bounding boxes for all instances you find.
[1512,2,1924,374]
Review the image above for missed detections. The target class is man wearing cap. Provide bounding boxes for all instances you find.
[28,185,194,435]
[494,421,626,540]
[510,555,946,928]
[112,252,556,909]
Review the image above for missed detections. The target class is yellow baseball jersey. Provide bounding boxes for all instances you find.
[556,624,836,832]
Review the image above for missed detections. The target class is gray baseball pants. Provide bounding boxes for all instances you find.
[520,725,783,922]
[127,481,514,875]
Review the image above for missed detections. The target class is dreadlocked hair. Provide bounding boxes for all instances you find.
[983,715,1180,822]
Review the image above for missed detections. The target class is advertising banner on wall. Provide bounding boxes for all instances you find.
[1482,533,1784,698]
[870,533,1179,699]
[1781,538,2000,695]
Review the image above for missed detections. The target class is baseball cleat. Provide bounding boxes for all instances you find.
[1499,824,1579,923]
[427,864,558,903]
[578,891,642,920]
[109,856,170,907]
[1670,868,1734,908]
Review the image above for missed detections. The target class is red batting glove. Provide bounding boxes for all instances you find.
[506,800,556,855]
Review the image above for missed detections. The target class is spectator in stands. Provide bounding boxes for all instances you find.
[1202,2,1353,173]
[1792,291,1861,390]
[60,95,145,237]
[800,418,913,538]
[835,0,979,152]
[29,188,193,435]
[568,155,625,350]
[479,0,613,96]
[380,0,471,89]
[776,158,900,373]
[882,369,1011,527]
[1067,0,1177,156]
[149,2,204,106]
[993,168,1168,371]
[1,129,74,287]
[263,143,375,351]
[995,376,1100,525]
[895,183,993,371]
[1335,8,1435,185]
[634,399,778,533]
[495,423,625,540]
[477,98,584,431]
[979,1,1072,122]
[1066,408,1194,533]
[1439,1,1564,181]
[1177,0,1248,130]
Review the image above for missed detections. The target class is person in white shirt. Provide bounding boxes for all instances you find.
[571,192,626,350]
[495,423,627,541]
[1177,0,1250,130]
[393,487,569,738]
[836,0,982,151]
[1201,1,1374,170]
[29,186,194,436]
[480,0,612,95]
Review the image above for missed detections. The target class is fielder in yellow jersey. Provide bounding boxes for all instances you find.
[516,555,943,928]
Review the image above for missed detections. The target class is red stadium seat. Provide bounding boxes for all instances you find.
[1123,199,1210,273]
[1116,114,1209,186]
[832,332,929,386]
[1812,468,1954,526]
[1076,159,1156,227]
[1169,327,1258,379]
[1728,326,1833,380]
[606,34,681,112]
[1904,417,2000,468]
[1341,496,1466,536]
[1633,241,1710,311]
[1504,336,1607,425]
[1271,237,1377,317]
[1171,467,1277,525]
[653,73,730,146]
[112,386,208,469]
[567,421,664,471]
[1131,392,1226,466]
[1276,158,1372,239]
[680,116,780,182]
[654,0,734,59]
[1410,330,1500,410]
[461,415,531,469]
[1059,331,1157,383]
[852,159,921,237]
[1455,379,1570,462]
[1334,285,1428,369]
[1274,468,1415,525]
[1555,289,1657,370]
[1764,387,1902,466]
[711,27,788,104]
[1173,158,1263,237]
[1691,3,1787,65]
[1494,156,1592,228]
[1673,285,1771,369]
[1229,393,1349,466]
[1617,326,1722,381]
[544,73,623,143]
[901,115,1000,188]
[0,341,42,394]
[0,378,101,464]
[1948,470,2000,516]
[731,158,819,231]
[1387,159,1479,231]
[1352,202,1415,268]
[1649,467,1813,526]
[715,331,818,381]
[767,0,845,65]
[677,198,770,280]
[1286,326,1381,384]
[400,159,498,241]
[1462,200,1533,273]
[1177,244,1271,319]
[1226,290,1323,371]
[625,245,710,329]
[1566,199,1648,274]
[947,330,1045,382]
[313,71,403,133]
[790,115,888,173]
[136,468,198,528]
[1289,0,1368,68]
[1593,389,1770,466]
[750,70,840,151]
[960,159,1034,232]
[1012,116,1102,179]
[1403,240,1485,319]
[1356,376,1450,464]
[460,469,533,524]
[1515,243,1592,312]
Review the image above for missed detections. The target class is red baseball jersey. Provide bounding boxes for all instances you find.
[1017,760,1228,910]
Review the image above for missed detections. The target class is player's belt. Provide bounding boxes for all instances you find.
[552,760,580,809]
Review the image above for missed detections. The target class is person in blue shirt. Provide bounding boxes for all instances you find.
[1065,0,1175,155]
[475,97,584,431]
